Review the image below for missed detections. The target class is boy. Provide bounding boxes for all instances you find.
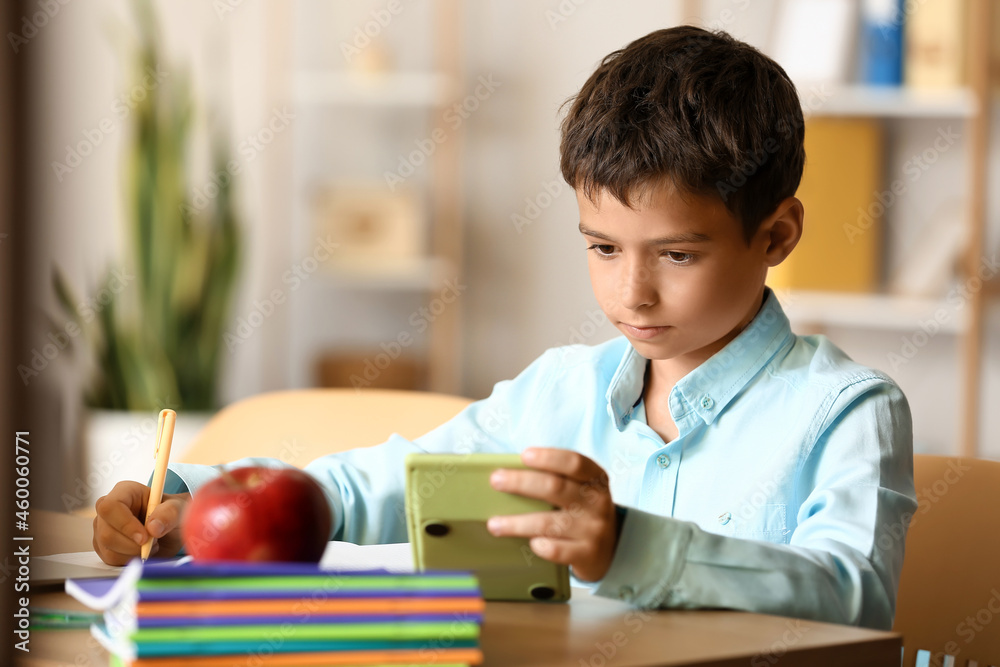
[93,26,916,631]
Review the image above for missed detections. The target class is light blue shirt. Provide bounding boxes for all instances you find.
[168,285,916,630]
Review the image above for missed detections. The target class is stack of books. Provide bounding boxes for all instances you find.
[66,558,484,667]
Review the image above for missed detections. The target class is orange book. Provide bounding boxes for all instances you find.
[117,648,483,667]
[135,596,485,618]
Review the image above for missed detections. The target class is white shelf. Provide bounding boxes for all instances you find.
[805,85,976,119]
[775,289,967,334]
[294,70,455,108]
[312,256,452,291]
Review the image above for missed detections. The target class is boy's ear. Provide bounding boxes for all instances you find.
[758,196,803,267]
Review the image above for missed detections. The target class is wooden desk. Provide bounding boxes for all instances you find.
[20,511,902,667]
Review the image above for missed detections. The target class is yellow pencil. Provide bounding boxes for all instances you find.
[140,409,176,561]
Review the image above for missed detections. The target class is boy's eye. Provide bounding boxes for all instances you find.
[587,243,617,258]
[664,251,695,265]
[586,244,696,265]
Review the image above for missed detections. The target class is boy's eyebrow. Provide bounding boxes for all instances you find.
[578,224,712,245]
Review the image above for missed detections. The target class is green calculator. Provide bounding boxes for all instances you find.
[404,453,571,602]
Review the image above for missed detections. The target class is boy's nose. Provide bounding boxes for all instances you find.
[617,262,658,310]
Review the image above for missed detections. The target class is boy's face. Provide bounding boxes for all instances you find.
[578,182,775,373]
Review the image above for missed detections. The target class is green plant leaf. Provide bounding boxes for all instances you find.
[59,0,242,412]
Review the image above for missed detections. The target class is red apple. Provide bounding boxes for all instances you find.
[181,466,332,562]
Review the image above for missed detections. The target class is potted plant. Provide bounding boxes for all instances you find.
[52,0,241,510]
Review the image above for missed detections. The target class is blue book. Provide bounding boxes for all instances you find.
[858,0,904,85]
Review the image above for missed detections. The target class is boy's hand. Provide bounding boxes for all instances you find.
[92,481,190,566]
[486,447,619,582]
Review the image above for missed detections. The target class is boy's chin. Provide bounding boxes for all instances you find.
[624,334,679,357]
[624,331,717,361]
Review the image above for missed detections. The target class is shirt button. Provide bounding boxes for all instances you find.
[701,395,714,409]
[656,454,671,469]
[718,511,732,525]
[618,585,635,602]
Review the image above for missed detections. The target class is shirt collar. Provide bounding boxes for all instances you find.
[606,286,792,431]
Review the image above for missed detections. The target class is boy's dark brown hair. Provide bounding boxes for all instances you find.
[560,25,805,244]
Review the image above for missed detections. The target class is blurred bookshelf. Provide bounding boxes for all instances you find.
[293,71,456,108]
[286,1,465,395]
[314,256,453,292]
[806,85,976,118]
[775,290,967,335]
[692,0,996,457]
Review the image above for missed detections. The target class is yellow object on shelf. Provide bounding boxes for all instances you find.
[768,118,883,293]
[904,0,966,90]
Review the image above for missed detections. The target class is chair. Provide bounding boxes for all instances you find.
[179,388,474,467]
[893,455,1000,667]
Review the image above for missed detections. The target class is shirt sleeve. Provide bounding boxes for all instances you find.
[166,347,559,546]
[592,378,917,630]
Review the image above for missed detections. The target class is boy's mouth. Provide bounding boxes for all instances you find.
[620,323,670,339]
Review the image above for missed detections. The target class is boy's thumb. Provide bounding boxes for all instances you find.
[146,499,183,538]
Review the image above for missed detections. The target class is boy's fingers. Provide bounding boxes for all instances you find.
[146,496,185,538]
[521,447,607,484]
[93,543,132,567]
[98,493,150,545]
[528,536,577,565]
[491,469,583,508]
[96,520,145,558]
[487,510,563,538]
[100,480,150,516]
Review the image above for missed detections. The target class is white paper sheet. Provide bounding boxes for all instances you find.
[35,542,415,585]
[36,551,123,571]
[319,541,414,573]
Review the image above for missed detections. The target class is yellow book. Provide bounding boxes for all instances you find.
[904,0,966,89]
[768,118,883,293]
